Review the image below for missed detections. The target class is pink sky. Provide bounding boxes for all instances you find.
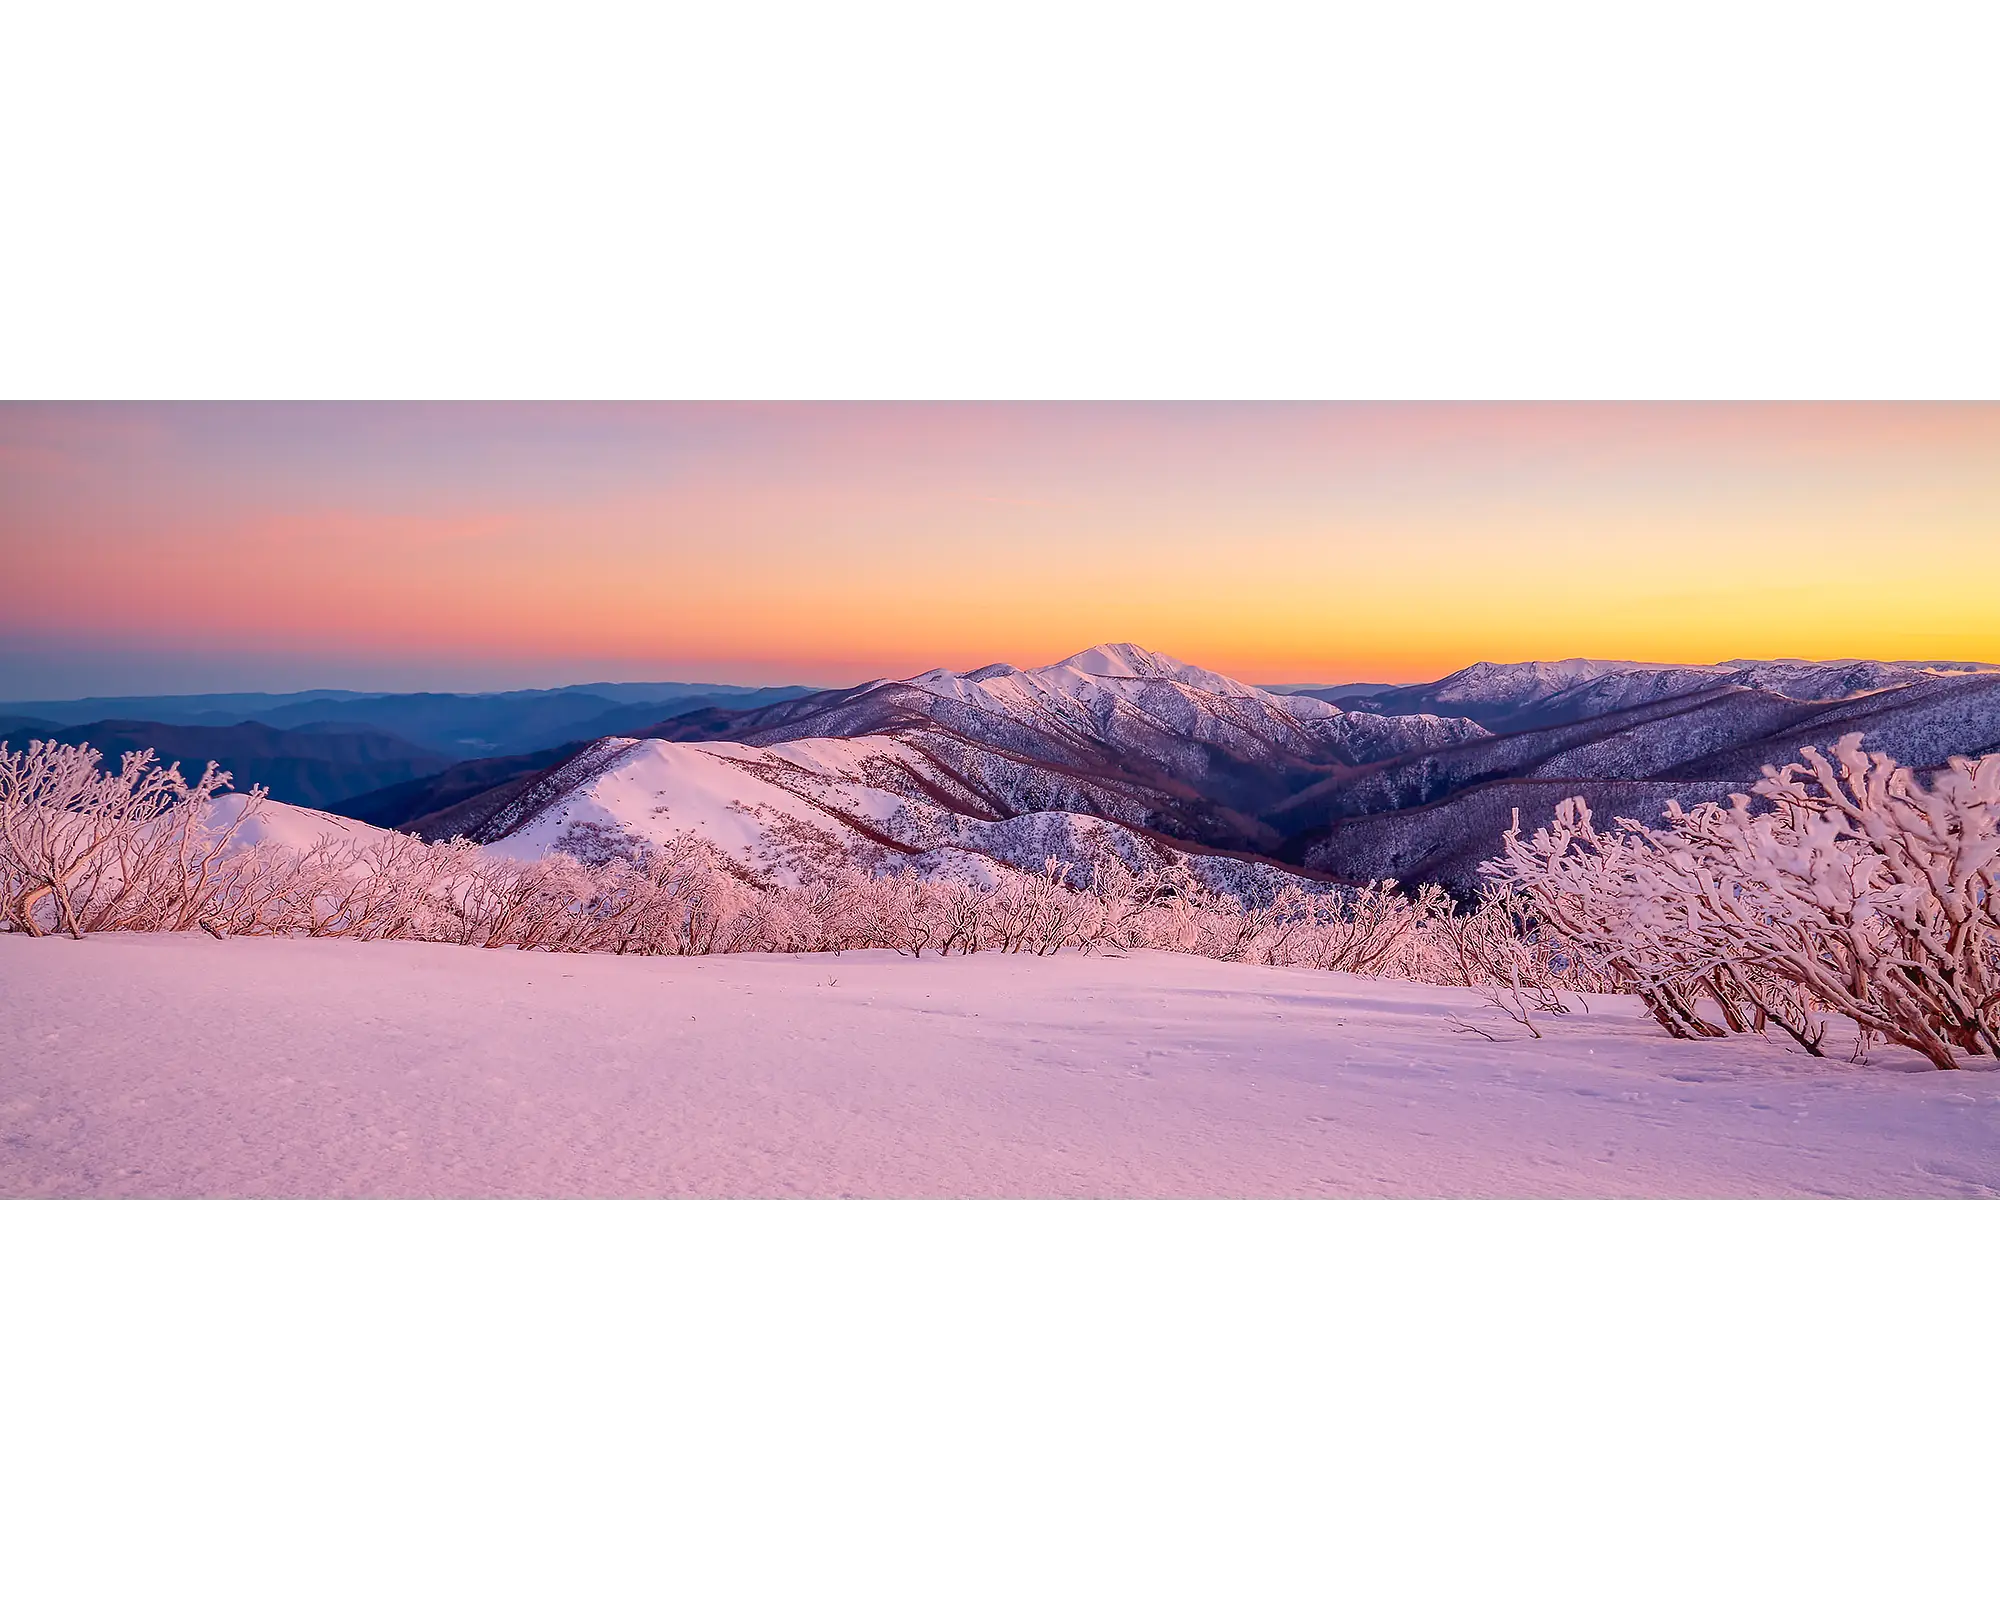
[4,402,1997,697]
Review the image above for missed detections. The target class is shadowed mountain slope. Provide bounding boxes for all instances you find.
[334,742,596,830]
[621,644,1485,827]
[414,646,1488,891]
[1287,670,2000,893]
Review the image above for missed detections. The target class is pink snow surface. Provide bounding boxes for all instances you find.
[4,934,1997,1198]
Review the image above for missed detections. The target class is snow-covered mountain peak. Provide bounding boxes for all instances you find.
[880,645,1349,729]
[688,644,1485,778]
[1026,644,1353,717]
[963,646,1366,734]
[1428,658,1670,705]
[454,640,1490,885]
[1058,642,1189,677]
[1048,642,1254,696]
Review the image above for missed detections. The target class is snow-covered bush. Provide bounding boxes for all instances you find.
[0,739,258,937]
[1482,733,2000,1068]
[0,739,1584,993]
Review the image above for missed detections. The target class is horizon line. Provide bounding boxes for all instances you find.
[9,643,2000,707]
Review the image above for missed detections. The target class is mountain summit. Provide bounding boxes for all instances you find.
[430,644,1488,886]
[328,644,2000,905]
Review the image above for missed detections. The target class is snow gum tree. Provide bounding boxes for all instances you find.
[0,740,256,937]
[1482,733,2000,1068]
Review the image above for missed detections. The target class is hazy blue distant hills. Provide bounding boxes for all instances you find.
[4,720,453,808]
[243,692,648,755]
[234,685,821,754]
[1267,681,1403,703]
[0,682,822,761]
[0,680,815,721]
[0,690,375,725]
[553,681,819,705]
[0,680,825,810]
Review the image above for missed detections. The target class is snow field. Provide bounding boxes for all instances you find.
[5,933,1995,1198]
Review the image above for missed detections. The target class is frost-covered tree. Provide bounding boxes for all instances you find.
[0,740,258,936]
[1482,734,2000,1068]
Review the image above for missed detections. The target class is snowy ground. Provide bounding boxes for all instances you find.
[4,934,1997,1198]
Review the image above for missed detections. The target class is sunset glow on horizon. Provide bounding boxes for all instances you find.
[4,402,1998,698]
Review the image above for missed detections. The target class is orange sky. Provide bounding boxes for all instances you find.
[3,403,1997,696]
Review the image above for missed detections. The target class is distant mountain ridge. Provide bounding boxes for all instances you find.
[0,681,820,757]
[0,680,823,811]
[410,645,2000,896]
[1327,656,2000,731]
[621,643,1484,827]
[416,645,1493,890]
[19,649,2000,898]
[1286,666,2000,892]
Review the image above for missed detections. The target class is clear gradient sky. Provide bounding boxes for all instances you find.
[3,403,1996,699]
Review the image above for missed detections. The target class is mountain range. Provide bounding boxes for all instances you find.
[12,647,1998,896]
[1284,656,2000,892]
[433,645,1478,898]
[1316,656,2000,732]
[312,644,1996,899]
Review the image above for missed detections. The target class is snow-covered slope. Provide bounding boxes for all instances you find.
[477,731,1311,898]
[205,791,399,852]
[1423,658,1672,710]
[1522,660,1952,727]
[1519,667,1752,725]
[10,934,1996,1198]
[459,644,1489,883]
[397,645,2000,902]
[482,735,944,879]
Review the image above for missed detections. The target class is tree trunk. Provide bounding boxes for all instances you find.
[17,883,52,936]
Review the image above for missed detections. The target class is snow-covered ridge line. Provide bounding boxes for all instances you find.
[464,642,1491,889]
[473,737,641,842]
[1331,655,2000,731]
[476,733,1317,900]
